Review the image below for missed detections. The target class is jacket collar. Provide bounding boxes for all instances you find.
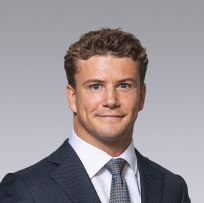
[47,139,101,203]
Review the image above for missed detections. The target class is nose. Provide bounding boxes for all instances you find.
[102,87,120,108]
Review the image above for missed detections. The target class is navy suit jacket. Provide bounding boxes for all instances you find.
[0,139,190,203]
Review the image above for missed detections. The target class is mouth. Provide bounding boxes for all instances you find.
[97,115,125,120]
[94,110,128,121]
[99,115,124,117]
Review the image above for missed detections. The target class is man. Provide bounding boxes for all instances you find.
[0,28,190,203]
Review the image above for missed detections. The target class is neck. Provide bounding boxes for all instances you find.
[74,126,132,157]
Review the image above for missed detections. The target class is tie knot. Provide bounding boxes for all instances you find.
[105,158,126,176]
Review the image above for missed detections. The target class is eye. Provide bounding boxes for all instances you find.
[91,84,101,90]
[119,83,128,88]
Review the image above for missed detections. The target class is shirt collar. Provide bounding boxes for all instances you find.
[68,130,137,179]
[116,141,137,175]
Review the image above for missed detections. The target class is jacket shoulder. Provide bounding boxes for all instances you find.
[0,173,35,202]
[11,139,70,183]
[136,149,186,183]
[0,140,70,203]
[137,151,191,203]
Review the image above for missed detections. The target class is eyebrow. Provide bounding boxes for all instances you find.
[117,78,137,83]
[83,78,137,86]
[83,79,105,86]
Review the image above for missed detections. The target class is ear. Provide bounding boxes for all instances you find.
[139,83,146,111]
[66,85,77,113]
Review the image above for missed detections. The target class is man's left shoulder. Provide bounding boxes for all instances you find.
[151,158,190,202]
[136,149,191,202]
[136,149,187,183]
[149,157,187,187]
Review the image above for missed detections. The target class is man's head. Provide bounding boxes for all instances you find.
[64,28,148,156]
[64,28,148,89]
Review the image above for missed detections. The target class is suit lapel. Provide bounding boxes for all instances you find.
[46,140,165,203]
[47,140,101,203]
[136,149,164,203]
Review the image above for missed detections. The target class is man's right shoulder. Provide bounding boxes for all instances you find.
[0,139,73,202]
[0,156,52,203]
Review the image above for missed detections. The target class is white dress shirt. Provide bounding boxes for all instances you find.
[69,130,141,203]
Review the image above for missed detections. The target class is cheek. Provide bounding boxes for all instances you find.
[121,94,140,114]
[76,92,102,114]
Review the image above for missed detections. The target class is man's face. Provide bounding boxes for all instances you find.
[67,55,146,145]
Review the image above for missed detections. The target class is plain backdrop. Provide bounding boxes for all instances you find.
[0,0,203,202]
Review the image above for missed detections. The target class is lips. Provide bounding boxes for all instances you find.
[96,114,127,121]
[94,110,128,118]
[99,115,124,117]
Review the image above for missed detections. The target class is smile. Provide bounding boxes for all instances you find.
[98,115,125,120]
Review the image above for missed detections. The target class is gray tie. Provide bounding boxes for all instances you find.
[105,158,131,203]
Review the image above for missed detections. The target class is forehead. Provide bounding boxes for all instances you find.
[76,55,139,81]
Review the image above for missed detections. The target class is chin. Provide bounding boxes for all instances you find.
[91,127,130,143]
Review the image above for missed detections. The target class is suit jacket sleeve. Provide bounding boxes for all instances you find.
[0,173,34,203]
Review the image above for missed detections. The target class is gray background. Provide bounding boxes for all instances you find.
[0,0,203,202]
